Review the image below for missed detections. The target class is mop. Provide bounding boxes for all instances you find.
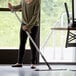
[13,12,67,71]
[8,5,51,70]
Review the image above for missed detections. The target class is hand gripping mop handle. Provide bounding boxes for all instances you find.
[14,12,51,70]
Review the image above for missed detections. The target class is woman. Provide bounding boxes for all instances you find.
[8,0,40,69]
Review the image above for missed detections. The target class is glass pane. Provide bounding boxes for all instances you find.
[40,0,75,62]
[0,12,30,49]
[0,12,20,49]
[0,0,20,8]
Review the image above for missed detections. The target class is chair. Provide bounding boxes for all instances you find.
[64,2,76,47]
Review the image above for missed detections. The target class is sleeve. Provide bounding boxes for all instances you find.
[27,0,40,29]
[12,2,22,11]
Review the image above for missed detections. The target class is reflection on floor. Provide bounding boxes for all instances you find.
[0,65,76,76]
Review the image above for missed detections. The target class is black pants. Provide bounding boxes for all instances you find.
[18,26,38,64]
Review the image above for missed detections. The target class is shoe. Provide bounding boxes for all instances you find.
[31,64,36,69]
[12,63,22,67]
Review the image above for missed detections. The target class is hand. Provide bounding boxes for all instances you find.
[22,25,28,31]
[8,3,13,10]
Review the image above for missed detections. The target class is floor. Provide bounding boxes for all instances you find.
[0,65,76,76]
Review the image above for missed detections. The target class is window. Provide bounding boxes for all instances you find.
[0,0,30,49]
[40,0,76,63]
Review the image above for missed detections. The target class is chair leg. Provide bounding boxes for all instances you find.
[65,28,69,48]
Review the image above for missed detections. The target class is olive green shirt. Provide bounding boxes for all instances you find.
[13,0,40,30]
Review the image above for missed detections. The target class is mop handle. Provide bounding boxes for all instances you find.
[26,30,51,70]
[14,12,23,24]
[14,12,51,70]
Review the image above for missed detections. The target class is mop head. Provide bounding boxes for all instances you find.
[35,68,67,71]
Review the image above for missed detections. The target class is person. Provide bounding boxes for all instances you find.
[8,0,40,69]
